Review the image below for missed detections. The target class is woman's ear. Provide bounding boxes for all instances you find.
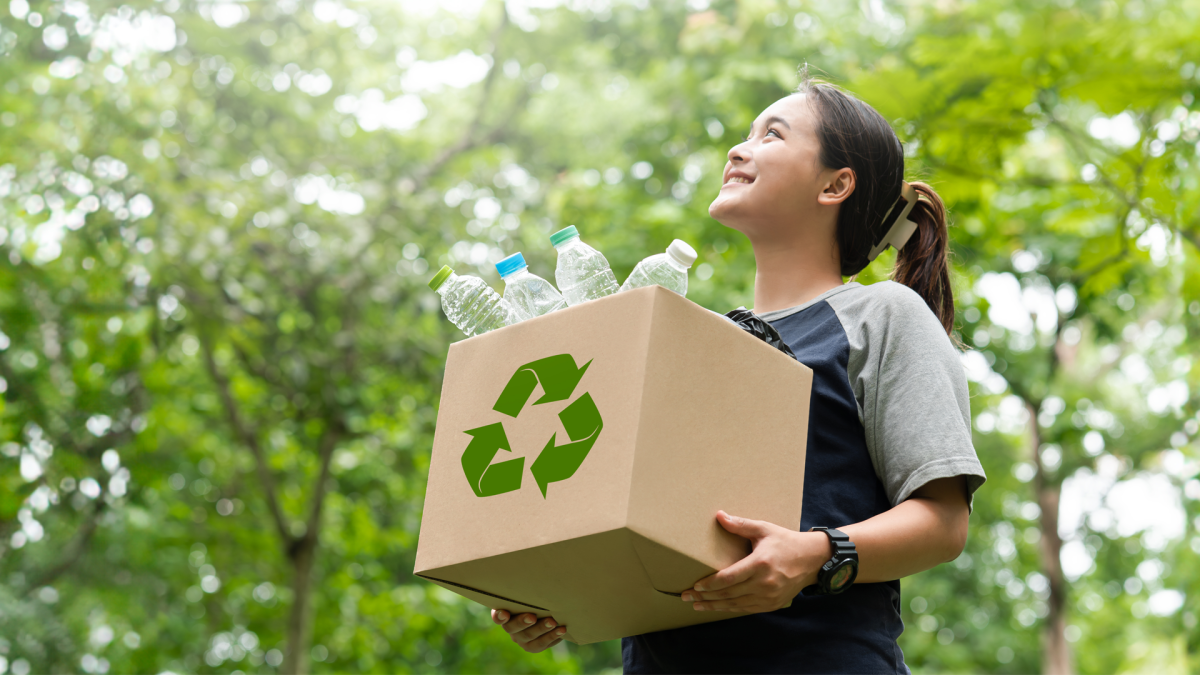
[817,168,855,206]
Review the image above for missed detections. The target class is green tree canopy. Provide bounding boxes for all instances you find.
[2,0,1198,673]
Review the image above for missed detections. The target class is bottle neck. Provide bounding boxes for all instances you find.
[436,272,459,294]
[500,268,527,282]
[665,254,690,272]
[553,236,581,252]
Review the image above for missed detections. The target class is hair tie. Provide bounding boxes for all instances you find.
[867,181,919,261]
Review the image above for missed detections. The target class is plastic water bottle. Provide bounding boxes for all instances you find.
[550,226,620,307]
[618,239,698,297]
[427,265,521,336]
[496,252,567,320]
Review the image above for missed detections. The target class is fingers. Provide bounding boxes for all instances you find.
[682,579,755,604]
[493,612,567,652]
[690,594,771,613]
[715,510,773,541]
[693,554,759,592]
[513,617,559,644]
[522,624,567,653]
[684,575,796,614]
[681,586,772,612]
[497,612,540,635]
[492,609,525,630]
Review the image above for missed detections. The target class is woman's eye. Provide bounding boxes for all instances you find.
[742,129,780,141]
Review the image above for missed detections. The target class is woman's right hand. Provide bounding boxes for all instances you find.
[491,609,567,653]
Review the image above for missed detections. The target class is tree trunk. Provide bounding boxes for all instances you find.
[282,537,316,675]
[1028,401,1072,675]
[281,430,339,674]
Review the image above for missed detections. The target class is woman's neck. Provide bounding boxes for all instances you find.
[750,237,844,314]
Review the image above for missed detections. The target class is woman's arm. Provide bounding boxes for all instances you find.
[683,475,970,613]
[842,474,969,583]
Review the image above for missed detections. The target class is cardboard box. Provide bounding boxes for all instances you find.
[414,285,813,644]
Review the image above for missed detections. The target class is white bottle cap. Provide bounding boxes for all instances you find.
[666,239,698,268]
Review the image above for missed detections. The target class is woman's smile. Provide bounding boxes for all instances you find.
[721,168,757,189]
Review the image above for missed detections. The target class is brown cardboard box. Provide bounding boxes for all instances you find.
[414,285,813,644]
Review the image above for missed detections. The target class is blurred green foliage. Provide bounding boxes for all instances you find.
[1,0,1199,673]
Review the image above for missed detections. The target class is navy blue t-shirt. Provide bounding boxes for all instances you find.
[622,283,986,674]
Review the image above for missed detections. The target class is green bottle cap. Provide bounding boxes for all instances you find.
[428,265,454,291]
[549,225,580,248]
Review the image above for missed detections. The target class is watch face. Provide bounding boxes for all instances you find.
[830,563,854,591]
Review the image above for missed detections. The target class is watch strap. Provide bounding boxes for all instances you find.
[805,527,859,595]
[811,526,859,562]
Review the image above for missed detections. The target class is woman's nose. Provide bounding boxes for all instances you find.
[728,141,749,164]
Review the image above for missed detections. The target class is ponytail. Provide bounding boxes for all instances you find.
[796,71,956,338]
[893,182,955,336]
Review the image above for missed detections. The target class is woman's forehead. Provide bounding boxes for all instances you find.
[755,93,814,131]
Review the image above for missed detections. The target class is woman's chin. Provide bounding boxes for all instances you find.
[708,203,747,234]
[708,194,743,225]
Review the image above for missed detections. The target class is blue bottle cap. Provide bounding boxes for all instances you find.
[496,252,528,278]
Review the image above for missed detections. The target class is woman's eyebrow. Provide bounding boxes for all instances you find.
[746,115,792,136]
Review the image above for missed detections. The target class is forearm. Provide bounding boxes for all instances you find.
[687,478,970,612]
[839,477,969,584]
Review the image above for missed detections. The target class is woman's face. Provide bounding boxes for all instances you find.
[709,93,852,243]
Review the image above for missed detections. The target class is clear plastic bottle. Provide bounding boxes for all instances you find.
[550,225,620,307]
[427,265,521,336]
[618,239,699,297]
[496,252,567,320]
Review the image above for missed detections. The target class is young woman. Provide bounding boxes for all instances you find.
[490,74,987,674]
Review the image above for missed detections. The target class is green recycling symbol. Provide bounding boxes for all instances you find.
[460,354,603,498]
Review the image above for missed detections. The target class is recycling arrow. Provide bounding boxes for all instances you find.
[460,353,602,498]
[529,392,603,498]
[460,423,524,497]
[493,354,593,418]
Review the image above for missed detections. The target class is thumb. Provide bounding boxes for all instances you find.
[716,510,771,541]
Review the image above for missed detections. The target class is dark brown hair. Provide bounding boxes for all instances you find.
[794,73,955,336]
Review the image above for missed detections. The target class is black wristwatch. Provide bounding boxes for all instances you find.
[803,527,859,596]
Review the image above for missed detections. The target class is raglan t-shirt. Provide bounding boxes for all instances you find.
[622,280,987,674]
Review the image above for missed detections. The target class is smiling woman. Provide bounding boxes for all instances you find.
[713,77,954,332]
[616,69,987,674]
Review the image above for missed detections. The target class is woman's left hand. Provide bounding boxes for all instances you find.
[682,510,832,614]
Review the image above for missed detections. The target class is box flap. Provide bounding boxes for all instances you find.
[627,530,730,594]
[417,576,578,644]
[417,528,736,645]
[416,574,550,612]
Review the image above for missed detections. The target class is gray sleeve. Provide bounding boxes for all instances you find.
[828,282,986,511]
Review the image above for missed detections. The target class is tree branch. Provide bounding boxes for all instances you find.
[0,355,50,422]
[1137,201,1200,258]
[228,337,291,391]
[198,331,295,548]
[24,497,106,593]
[408,5,513,193]
[1178,225,1200,255]
[297,422,343,557]
[1068,202,1136,287]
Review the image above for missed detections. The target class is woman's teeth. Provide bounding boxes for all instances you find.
[727,176,753,184]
